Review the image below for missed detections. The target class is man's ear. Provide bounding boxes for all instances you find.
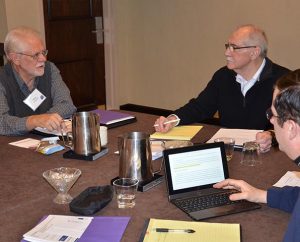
[7,53,20,65]
[286,120,298,140]
[250,47,260,60]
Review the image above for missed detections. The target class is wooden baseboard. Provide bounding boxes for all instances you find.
[119,103,220,125]
[119,103,172,116]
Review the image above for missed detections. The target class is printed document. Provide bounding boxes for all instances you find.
[207,128,262,147]
[23,215,93,242]
[273,171,300,187]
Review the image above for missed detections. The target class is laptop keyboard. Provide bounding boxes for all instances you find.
[174,191,242,213]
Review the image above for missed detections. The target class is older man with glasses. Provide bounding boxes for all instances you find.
[0,26,76,135]
[154,24,290,153]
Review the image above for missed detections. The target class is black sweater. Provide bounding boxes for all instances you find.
[175,58,290,130]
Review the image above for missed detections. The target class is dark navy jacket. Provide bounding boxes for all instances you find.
[267,157,300,241]
[175,58,289,130]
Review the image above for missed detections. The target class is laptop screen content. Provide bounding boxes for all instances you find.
[169,147,225,190]
[164,143,229,197]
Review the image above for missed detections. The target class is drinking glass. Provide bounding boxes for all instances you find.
[113,178,139,208]
[214,137,235,161]
[240,141,261,166]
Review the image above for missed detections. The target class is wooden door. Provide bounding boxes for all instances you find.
[43,0,105,110]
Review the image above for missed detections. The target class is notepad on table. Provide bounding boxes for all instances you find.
[150,125,202,141]
[92,109,136,128]
[139,218,241,242]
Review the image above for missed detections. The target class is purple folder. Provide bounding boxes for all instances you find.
[21,216,130,242]
[79,216,130,242]
[92,110,136,129]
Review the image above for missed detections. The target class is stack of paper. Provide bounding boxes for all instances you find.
[207,128,262,147]
[273,171,300,187]
[22,215,130,242]
[150,140,164,160]
[140,218,240,242]
[9,138,40,149]
[34,120,72,136]
[150,126,203,141]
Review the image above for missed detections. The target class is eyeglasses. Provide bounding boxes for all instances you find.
[266,108,280,120]
[17,49,48,60]
[225,43,256,52]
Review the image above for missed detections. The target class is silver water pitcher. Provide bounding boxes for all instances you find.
[118,132,162,182]
[66,111,101,155]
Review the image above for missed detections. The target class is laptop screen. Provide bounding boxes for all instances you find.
[163,142,229,196]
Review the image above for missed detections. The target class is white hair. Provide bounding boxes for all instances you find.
[4,26,43,56]
[235,24,268,58]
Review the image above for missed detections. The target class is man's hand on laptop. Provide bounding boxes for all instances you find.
[213,179,267,203]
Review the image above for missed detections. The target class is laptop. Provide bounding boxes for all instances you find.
[163,142,261,220]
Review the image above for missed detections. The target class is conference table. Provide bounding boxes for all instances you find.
[0,111,295,242]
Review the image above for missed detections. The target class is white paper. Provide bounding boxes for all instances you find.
[207,128,263,147]
[9,138,40,149]
[34,120,72,136]
[273,171,300,187]
[151,140,164,160]
[34,127,63,136]
[106,115,135,125]
[23,215,93,242]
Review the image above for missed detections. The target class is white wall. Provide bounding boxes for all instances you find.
[1,1,300,111]
[1,0,44,42]
[112,0,300,110]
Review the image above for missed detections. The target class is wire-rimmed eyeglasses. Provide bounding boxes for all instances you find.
[225,43,256,52]
[17,49,48,60]
[266,108,280,120]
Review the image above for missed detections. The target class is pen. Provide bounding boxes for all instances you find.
[153,119,180,127]
[153,228,195,233]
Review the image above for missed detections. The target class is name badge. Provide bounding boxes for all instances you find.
[23,88,46,111]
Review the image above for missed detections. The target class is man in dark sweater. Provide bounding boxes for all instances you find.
[214,82,300,242]
[0,26,76,135]
[154,24,289,152]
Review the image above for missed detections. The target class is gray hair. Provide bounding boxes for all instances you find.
[4,26,43,56]
[235,24,268,58]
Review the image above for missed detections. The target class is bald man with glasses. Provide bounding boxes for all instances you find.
[0,26,76,135]
[154,24,290,153]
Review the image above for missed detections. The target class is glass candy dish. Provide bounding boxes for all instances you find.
[43,167,81,204]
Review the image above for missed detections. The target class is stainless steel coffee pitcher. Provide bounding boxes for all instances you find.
[118,132,162,182]
[65,111,101,155]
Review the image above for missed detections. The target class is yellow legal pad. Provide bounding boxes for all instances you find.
[142,218,241,242]
[150,126,202,141]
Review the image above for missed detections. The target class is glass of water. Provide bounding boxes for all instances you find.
[113,178,139,208]
[214,137,235,161]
